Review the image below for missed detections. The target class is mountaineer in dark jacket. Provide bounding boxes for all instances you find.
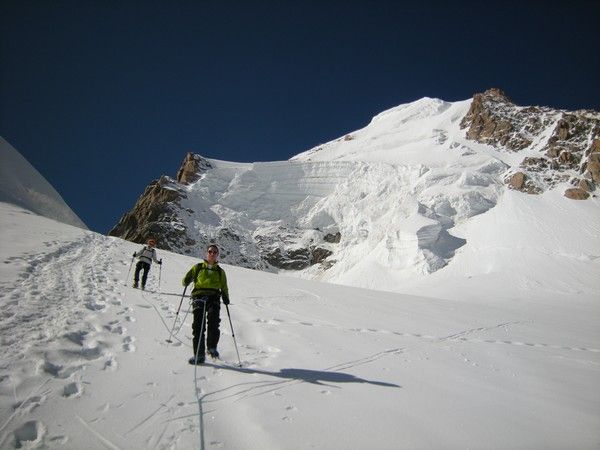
[182,244,230,364]
[133,238,162,290]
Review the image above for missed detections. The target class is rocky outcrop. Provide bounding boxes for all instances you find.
[264,246,334,270]
[461,88,536,151]
[564,188,590,200]
[324,232,341,243]
[108,153,213,249]
[586,142,600,183]
[108,176,186,249]
[177,152,213,184]
[462,88,600,199]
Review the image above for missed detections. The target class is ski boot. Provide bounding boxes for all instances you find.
[189,356,205,365]
[208,348,219,359]
[132,281,138,289]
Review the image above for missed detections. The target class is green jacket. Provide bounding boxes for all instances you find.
[182,261,229,301]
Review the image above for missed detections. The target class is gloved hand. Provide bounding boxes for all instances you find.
[159,259,163,265]
[222,296,230,305]
[132,252,136,257]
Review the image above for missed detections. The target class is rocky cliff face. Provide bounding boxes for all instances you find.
[108,153,212,250]
[460,88,600,199]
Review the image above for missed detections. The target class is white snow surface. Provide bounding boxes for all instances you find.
[1,199,599,449]
[0,137,87,229]
[175,98,515,285]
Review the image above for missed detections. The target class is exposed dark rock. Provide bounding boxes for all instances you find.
[109,153,215,249]
[265,248,311,270]
[508,172,526,190]
[324,232,341,243]
[578,179,594,192]
[108,176,185,248]
[586,152,600,183]
[507,171,542,194]
[177,153,212,184]
[564,188,590,200]
[460,88,534,151]
[312,247,333,264]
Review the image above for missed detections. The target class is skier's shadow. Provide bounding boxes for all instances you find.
[204,363,401,389]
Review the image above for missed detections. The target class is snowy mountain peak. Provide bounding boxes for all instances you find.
[292,96,468,164]
[369,96,450,124]
[109,90,599,293]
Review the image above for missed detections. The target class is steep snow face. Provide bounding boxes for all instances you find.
[175,98,509,283]
[0,137,87,229]
[292,97,468,164]
[176,160,356,267]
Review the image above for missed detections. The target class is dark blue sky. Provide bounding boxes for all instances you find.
[1,1,599,233]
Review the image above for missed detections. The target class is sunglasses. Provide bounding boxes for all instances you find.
[208,250,218,254]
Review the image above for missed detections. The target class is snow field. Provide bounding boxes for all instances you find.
[1,199,599,448]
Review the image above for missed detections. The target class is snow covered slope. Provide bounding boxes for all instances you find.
[1,202,599,449]
[113,98,513,281]
[0,137,87,229]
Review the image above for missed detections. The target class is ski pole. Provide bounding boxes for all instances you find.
[158,260,163,292]
[125,255,135,286]
[225,304,242,367]
[166,285,187,343]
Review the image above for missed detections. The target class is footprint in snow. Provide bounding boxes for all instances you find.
[62,330,89,346]
[105,323,126,335]
[122,336,136,352]
[104,357,118,370]
[63,381,83,398]
[12,394,47,414]
[12,420,46,448]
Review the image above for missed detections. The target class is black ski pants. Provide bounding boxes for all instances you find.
[192,295,221,357]
[134,261,150,286]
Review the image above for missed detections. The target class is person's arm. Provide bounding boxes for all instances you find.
[220,269,230,304]
[182,265,196,286]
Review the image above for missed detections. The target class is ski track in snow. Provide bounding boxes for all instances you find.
[0,234,140,448]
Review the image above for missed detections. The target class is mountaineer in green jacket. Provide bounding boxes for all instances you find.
[182,244,230,365]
